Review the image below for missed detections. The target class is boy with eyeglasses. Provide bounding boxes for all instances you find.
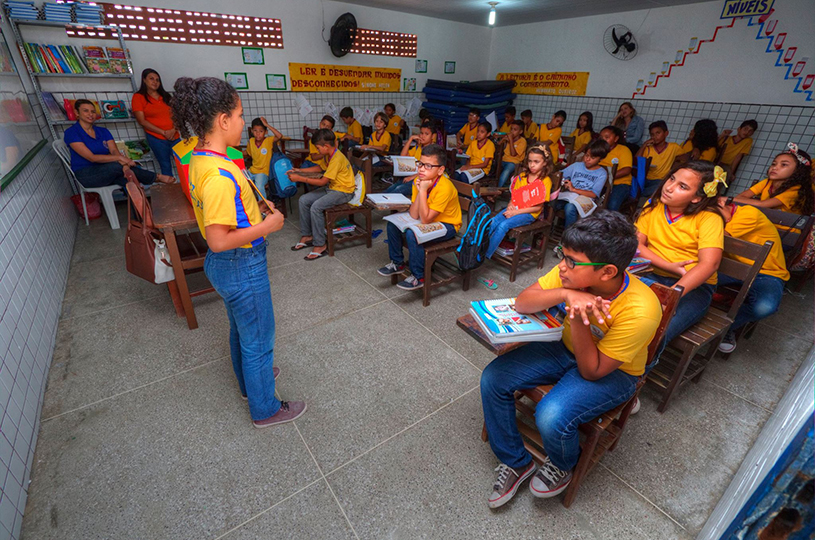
[377,144,462,291]
[480,211,661,508]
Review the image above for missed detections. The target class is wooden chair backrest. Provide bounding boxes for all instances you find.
[714,143,727,165]
[489,139,507,179]
[645,283,684,368]
[451,179,480,214]
[719,236,773,320]
[561,136,575,164]
[598,163,618,210]
[755,206,814,254]
[541,171,563,223]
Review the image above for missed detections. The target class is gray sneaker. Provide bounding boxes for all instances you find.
[396,275,423,291]
[253,400,307,428]
[529,456,572,498]
[718,330,737,353]
[488,461,536,509]
[377,261,405,276]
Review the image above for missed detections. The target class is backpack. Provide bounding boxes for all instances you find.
[456,191,493,271]
[268,150,297,198]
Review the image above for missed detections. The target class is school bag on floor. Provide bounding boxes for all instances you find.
[268,149,297,198]
[457,191,493,271]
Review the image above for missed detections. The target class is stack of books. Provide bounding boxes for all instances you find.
[43,2,72,22]
[469,298,563,344]
[627,257,651,273]
[332,225,356,235]
[23,43,88,74]
[105,47,130,73]
[4,0,40,20]
[494,240,531,258]
[73,1,102,24]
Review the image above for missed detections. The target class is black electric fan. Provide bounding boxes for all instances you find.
[603,24,638,60]
[329,13,357,57]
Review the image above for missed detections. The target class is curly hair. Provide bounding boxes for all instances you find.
[171,77,239,144]
[770,149,814,215]
[518,143,554,180]
[691,119,719,153]
[640,160,725,220]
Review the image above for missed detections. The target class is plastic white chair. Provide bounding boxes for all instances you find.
[52,139,122,229]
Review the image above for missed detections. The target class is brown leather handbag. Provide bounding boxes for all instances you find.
[124,180,174,284]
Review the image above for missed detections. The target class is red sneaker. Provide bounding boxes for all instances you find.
[253,401,307,428]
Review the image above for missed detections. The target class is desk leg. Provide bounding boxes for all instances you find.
[166,280,185,318]
[165,226,199,330]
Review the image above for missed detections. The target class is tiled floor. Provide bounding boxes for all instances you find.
[21,199,813,539]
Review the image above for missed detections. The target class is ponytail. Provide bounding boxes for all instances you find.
[171,77,239,144]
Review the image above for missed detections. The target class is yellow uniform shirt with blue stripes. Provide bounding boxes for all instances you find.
[323,149,356,194]
[188,149,263,249]
[719,136,753,166]
[538,268,662,376]
[749,178,803,214]
[457,123,479,146]
[569,129,592,153]
[309,131,342,171]
[247,137,276,175]
[641,142,682,181]
[411,173,462,231]
[386,115,402,135]
[601,144,633,186]
[408,144,423,161]
[502,136,527,165]
[346,120,363,141]
[726,205,789,281]
[524,122,538,139]
[680,141,717,162]
[465,139,496,167]
[369,130,392,152]
[537,125,562,146]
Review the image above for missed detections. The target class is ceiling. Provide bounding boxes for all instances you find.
[337,0,715,27]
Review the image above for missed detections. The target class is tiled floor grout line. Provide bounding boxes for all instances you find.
[323,385,480,479]
[40,356,227,422]
[60,292,168,322]
[69,252,124,266]
[698,378,775,414]
[598,462,688,533]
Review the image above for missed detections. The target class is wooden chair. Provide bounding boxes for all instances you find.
[619,157,652,220]
[756,207,814,292]
[347,148,391,195]
[390,180,480,307]
[598,163,618,211]
[560,136,576,167]
[324,201,373,257]
[490,172,562,282]
[472,282,683,507]
[647,236,773,412]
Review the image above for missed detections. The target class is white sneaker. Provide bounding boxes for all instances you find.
[718,331,737,353]
[630,397,641,415]
[529,456,572,498]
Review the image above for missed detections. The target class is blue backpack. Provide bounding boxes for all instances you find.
[269,150,297,198]
[457,191,493,271]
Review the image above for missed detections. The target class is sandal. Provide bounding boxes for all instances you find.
[304,250,327,260]
[290,241,313,251]
[478,278,498,290]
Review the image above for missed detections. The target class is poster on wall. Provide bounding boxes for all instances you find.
[266,74,287,91]
[403,78,417,91]
[242,47,264,65]
[225,72,248,90]
[444,61,456,74]
[496,72,590,96]
[289,63,401,92]
[415,59,427,73]
[720,0,774,19]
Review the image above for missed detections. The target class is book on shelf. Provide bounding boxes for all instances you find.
[469,298,563,344]
[41,91,67,120]
[101,100,128,119]
[104,47,131,74]
[382,212,449,244]
[82,46,110,73]
[332,225,356,234]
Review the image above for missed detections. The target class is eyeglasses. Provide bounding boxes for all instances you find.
[554,246,610,269]
[416,161,443,170]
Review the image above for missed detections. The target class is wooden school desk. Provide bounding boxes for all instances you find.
[150,183,214,330]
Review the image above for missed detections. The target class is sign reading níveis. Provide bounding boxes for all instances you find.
[496,72,590,96]
[289,63,401,92]
[720,0,774,19]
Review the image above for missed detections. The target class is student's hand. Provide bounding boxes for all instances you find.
[642,138,654,147]
[666,259,695,277]
[563,290,613,326]
[722,129,732,137]
[260,116,270,128]
[288,168,300,174]
[116,155,132,166]
[261,209,285,235]
[257,200,271,214]
[563,180,573,191]
[417,178,433,193]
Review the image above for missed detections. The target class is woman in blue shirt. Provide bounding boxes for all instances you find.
[63,99,175,189]
[611,101,645,154]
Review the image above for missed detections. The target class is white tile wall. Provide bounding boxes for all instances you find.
[0,100,75,539]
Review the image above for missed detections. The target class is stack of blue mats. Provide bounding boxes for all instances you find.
[421,79,516,133]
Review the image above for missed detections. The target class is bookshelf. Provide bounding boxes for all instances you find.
[5,17,138,141]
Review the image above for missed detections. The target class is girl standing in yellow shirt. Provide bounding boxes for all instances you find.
[171,76,306,428]
[734,145,814,215]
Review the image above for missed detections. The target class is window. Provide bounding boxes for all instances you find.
[65,3,284,48]
[350,29,416,57]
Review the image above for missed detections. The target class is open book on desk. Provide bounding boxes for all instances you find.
[392,155,418,177]
[383,212,449,244]
[469,298,563,344]
[557,191,597,218]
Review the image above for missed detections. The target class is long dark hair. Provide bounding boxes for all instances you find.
[691,119,719,153]
[577,111,594,134]
[641,160,725,220]
[518,144,554,181]
[136,68,173,104]
[171,77,239,144]
[770,149,814,215]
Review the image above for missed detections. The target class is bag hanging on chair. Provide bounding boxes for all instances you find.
[124,180,174,284]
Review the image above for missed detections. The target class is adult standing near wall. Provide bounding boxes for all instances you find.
[612,101,645,154]
[132,68,180,176]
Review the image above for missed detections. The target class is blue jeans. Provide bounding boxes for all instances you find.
[481,340,638,471]
[387,221,456,279]
[607,183,631,212]
[638,272,715,355]
[642,179,661,198]
[145,133,180,176]
[249,172,270,200]
[385,178,414,196]
[204,241,280,421]
[485,209,535,259]
[74,162,156,189]
[498,162,516,188]
[552,199,580,228]
[718,274,785,331]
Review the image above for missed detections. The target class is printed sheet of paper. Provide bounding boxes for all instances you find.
[294,94,313,118]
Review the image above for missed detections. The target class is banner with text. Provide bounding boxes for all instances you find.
[289,63,401,92]
[496,72,590,96]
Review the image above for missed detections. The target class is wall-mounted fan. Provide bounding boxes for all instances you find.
[603,24,638,61]
[329,13,357,57]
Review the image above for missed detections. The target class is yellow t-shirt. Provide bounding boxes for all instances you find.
[247,137,276,175]
[408,144,423,161]
[569,129,592,153]
[537,124,562,146]
[524,122,538,139]
[346,120,363,141]
[188,149,263,249]
[369,130,392,152]
[502,137,527,165]
[323,149,356,194]
[510,172,551,219]
[386,115,402,135]
[725,205,789,281]
[601,144,634,186]
[719,136,753,166]
[411,173,462,231]
[466,139,496,167]
[635,202,724,285]
[458,123,479,146]
[537,268,662,376]
[749,178,803,214]
[498,121,512,134]
[308,131,343,171]
[680,141,717,162]
[641,142,682,181]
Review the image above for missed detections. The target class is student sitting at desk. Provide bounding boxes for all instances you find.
[569,111,595,156]
[537,111,566,157]
[598,125,634,212]
[243,116,283,200]
[457,108,481,149]
[481,211,661,507]
[678,119,719,162]
[306,115,339,169]
[386,121,436,195]
[377,144,461,291]
[384,103,404,136]
[288,129,356,260]
[499,106,516,134]
[521,109,538,140]
[733,144,814,215]
[457,122,495,183]
[718,119,757,174]
[554,139,610,228]
[358,112,391,155]
[498,120,528,188]
[339,107,363,147]
[637,120,683,198]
